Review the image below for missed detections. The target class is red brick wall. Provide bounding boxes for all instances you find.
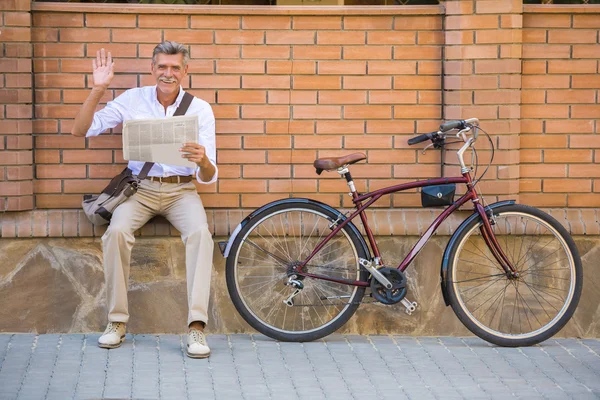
[1,1,600,238]
[0,0,34,212]
[521,5,600,208]
[30,4,445,212]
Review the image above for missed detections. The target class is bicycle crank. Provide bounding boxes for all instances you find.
[370,268,407,305]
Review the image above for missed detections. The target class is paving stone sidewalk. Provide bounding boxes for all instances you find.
[1,333,599,400]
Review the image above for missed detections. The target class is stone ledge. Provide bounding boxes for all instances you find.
[0,207,598,238]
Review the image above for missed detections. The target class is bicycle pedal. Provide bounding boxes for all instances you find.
[400,298,417,315]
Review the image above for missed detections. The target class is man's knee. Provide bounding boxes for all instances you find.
[102,223,135,243]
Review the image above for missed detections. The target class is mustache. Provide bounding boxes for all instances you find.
[159,77,177,83]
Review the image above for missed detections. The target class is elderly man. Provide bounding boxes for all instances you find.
[71,41,216,358]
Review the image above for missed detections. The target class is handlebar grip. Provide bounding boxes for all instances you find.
[407,132,435,145]
[439,120,465,132]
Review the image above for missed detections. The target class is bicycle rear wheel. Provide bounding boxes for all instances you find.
[226,201,370,342]
[446,204,582,347]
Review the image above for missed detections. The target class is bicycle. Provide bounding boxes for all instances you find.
[219,118,582,347]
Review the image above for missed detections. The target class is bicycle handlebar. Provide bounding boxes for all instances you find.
[407,118,480,147]
[407,132,436,145]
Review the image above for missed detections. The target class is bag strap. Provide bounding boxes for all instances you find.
[174,92,194,116]
[136,92,195,180]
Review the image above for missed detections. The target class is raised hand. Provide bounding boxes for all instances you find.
[92,48,114,89]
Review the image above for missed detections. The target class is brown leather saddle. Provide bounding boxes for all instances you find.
[313,153,366,175]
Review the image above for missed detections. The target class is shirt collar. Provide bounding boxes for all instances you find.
[153,85,185,108]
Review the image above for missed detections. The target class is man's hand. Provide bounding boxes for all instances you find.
[180,143,210,167]
[180,142,216,182]
[92,48,114,89]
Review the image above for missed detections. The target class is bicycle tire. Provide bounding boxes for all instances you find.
[446,204,582,347]
[226,201,370,342]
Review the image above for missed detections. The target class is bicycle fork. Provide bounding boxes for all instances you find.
[476,203,519,278]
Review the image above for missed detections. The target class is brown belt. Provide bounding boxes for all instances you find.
[145,175,194,184]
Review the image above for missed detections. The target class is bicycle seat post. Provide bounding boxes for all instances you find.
[337,165,356,195]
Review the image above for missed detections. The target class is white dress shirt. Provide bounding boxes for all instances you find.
[86,85,217,184]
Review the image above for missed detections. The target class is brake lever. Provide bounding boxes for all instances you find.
[421,142,435,155]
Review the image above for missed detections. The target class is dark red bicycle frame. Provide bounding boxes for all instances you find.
[295,171,516,287]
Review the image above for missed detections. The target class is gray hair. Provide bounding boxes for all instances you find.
[152,41,189,67]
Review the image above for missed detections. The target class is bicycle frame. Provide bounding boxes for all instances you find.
[295,170,516,287]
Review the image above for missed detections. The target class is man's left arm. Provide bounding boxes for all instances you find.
[180,104,217,184]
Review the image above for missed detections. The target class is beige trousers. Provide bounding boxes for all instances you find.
[101,179,214,326]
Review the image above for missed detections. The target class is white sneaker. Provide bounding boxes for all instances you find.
[98,322,126,349]
[187,329,210,359]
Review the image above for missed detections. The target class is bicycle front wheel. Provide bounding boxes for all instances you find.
[446,204,582,347]
[226,201,369,342]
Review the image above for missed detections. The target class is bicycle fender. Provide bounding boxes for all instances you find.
[439,200,516,306]
[220,198,371,259]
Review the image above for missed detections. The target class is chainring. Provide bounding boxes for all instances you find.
[370,267,407,305]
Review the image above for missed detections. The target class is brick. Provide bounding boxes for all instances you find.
[268,179,316,193]
[219,179,266,193]
[445,15,499,30]
[63,150,112,164]
[548,30,597,44]
[573,15,600,29]
[34,43,84,57]
[367,31,415,45]
[523,29,546,43]
[368,121,414,135]
[164,30,213,44]
[0,27,30,42]
[418,31,444,45]
[445,0,473,15]
[573,45,600,59]
[293,46,340,60]
[547,90,596,104]
[218,150,265,164]
[318,91,366,105]
[316,120,364,134]
[572,76,600,89]
[368,61,415,75]
[5,43,32,57]
[31,28,58,42]
[36,194,82,209]
[34,150,60,164]
[547,120,594,134]
[217,90,265,104]
[244,135,290,149]
[6,136,32,150]
[545,179,591,193]
[85,14,136,28]
[216,120,263,135]
[344,76,391,90]
[191,15,239,29]
[59,28,109,43]
[521,90,544,104]
[268,90,316,105]
[345,135,392,149]
[215,31,263,45]
[293,16,341,30]
[112,29,162,43]
[523,44,571,59]
[35,136,85,149]
[138,14,187,28]
[293,76,340,90]
[192,75,240,89]
[572,105,600,119]
[4,12,30,26]
[317,61,366,75]
[394,105,440,119]
[266,60,315,75]
[523,14,570,28]
[242,45,290,59]
[211,105,239,119]
[545,150,592,163]
[571,135,600,148]
[317,31,365,45]
[568,194,600,207]
[266,31,315,45]
[443,60,473,75]
[293,105,341,120]
[0,59,30,73]
[475,90,520,104]
[394,16,442,31]
[445,45,498,60]
[35,74,85,88]
[476,29,522,44]
[522,75,569,89]
[267,150,315,164]
[475,59,521,74]
[344,46,391,60]
[35,89,60,103]
[395,76,441,90]
[294,136,342,149]
[86,43,137,58]
[242,75,290,89]
[5,74,32,88]
[243,165,290,178]
[242,105,289,119]
[345,105,391,119]
[345,16,393,30]
[445,30,475,45]
[476,0,521,14]
[36,165,87,179]
[501,14,522,29]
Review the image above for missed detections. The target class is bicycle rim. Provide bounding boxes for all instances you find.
[451,211,577,341]
[232,207,363,336]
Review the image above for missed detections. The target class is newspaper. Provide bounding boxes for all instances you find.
[122,115,198,168]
